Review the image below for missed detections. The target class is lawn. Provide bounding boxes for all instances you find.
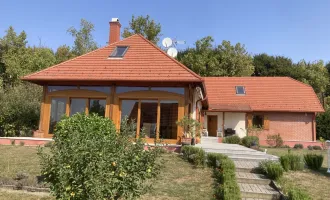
[0,146,214,200]
[265,147,330,200]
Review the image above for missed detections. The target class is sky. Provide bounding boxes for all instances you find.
[1,0,330,63]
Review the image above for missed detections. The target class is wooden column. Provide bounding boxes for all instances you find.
[222,112,225,137]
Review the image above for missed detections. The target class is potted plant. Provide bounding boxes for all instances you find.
[177,116,201,146]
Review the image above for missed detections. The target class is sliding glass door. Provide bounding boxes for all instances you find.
[120,99,179,140]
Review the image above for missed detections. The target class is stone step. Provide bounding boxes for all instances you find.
[239,183,280,200]
[236,172,271,185]
[229,155,278,162]
[200,137,219,144]
[235,160,261,173]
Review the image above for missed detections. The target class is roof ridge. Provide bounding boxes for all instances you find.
[21,34,138,80]
[135,34,203,81]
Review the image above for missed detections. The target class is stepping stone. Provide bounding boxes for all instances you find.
[236,172,271,185]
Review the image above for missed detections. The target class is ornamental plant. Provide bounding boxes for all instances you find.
[176,115,201,138]
[38,113,161,200]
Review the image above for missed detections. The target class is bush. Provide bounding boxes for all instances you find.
[259,160,284,180]
[38,114,161,200]
[293,143,303,149]
[304,153,324,170]
[223,135,241,144]
[312,145,322,150]
[241,136,259,147]
[213,156,241,200]
[19,141,25,146]
[287,187,312,200]
[44,141,53,148]
[0,84,42,137]
[280,154,303,171]
[207,153,228,168]
[307,145,313,150]
[181,146,206,167]
[266,134,283,147]
[316,110,330,140]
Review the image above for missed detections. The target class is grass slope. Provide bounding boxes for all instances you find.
[265,148,330,200]
[0,146,214,200]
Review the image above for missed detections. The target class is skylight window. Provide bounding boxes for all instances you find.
[110,46,129,58]
[236,86,246,95]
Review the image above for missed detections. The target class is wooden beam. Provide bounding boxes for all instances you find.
[222,112,225,137]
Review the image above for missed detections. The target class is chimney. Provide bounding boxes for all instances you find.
[109,18,121,44]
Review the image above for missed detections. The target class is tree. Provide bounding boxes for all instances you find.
[122,15,162,44]
[67,19,98,56]
[316,110,330,139]
[178,36,254,76]
[253,54,294,76]
[55,45,75,64]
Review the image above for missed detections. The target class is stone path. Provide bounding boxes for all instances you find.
[198,137,281,200]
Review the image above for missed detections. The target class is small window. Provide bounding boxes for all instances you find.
[110,46,129,57]
[252,115,264,128]
[236,86,245,95]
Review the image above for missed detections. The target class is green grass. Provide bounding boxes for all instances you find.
[0,146,214,200]
[265,147,330,200]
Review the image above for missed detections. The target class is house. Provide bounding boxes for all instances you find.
[22,18,324,146]
[203,77,324,146]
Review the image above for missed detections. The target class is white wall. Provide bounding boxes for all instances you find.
[204,112,247,138]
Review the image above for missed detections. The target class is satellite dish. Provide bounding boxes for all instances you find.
[162,37,173,48]
[167,47,178,58]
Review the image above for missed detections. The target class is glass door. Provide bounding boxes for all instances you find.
[70,98,87,116]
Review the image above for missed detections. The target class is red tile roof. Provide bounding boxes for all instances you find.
[204,77,324,113]
[22,34,202,83]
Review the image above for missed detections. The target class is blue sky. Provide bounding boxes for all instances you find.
[1,0,330,62]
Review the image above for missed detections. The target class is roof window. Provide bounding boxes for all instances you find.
[235,86,245,95]
[110,46,129,58]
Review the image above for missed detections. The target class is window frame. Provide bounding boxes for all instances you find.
[252,114,264,128]
[109,46,129,58]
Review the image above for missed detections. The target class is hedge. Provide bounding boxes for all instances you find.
[182,147,241,200]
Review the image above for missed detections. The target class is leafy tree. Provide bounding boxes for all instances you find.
[178,36,254,76]
[55,45,75,64]
[122,15,162,44]
[253,54,294,76]
[67,19,98,56]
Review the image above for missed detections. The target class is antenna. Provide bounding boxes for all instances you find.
[162,37,185,58]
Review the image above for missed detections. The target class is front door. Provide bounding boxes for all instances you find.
[207,115,218,137]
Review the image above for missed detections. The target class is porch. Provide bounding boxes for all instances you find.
[203,111,247,139]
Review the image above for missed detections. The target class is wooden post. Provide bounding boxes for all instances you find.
[222,112,225,137]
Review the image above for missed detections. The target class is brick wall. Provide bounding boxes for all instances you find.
[257,112,315,142]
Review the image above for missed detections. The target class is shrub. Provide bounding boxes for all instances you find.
[19,141,25,146]
[213,156,241,200]
[307,145,313,150]
[0,84,42,137]
[266,134,283,147]
[280,154,303,171]
[44,141,53,148]
[259,160,284,180]
[223,135,241,144]
[312,145,322,150]
[287,187,312,200]
[304,153,324,170]
[38,113,161,200]
[11,140,15,145]
[181,146,206,167]
[293,143,303,149]
[241,136,259,147]
[320,137,327,150]
[207,153,228,168]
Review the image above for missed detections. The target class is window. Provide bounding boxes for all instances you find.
[252,115,264,128]
[116,87,149,94]
[151,87,184,95]
[80,86,110,94]
[159,100,178,139]
[49,98,67,133]
[70,98,86,116]
[48,86,77,92]
[89,99,106,116]
[140,100,158,138]
[121,100,139,124]
[110,46,129,57]
[235,86,245,95]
